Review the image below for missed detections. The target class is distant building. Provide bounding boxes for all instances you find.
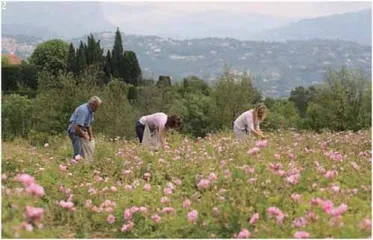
[2,54,22,65]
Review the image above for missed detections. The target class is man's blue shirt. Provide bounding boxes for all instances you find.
[67,103,94,133]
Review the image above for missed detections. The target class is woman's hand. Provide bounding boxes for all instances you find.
[252,128,265,139]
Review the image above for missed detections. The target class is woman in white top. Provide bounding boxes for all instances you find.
[233,103,267,142]
[135,112,181,148]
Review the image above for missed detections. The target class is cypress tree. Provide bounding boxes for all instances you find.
[124,50,142,86]
[112,27,124,79]
[66,43,76,74]
[75,41,87,75]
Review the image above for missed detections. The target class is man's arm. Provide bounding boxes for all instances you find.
[74,107,90,139]
[88,126,93,141]
[75,125,89,140]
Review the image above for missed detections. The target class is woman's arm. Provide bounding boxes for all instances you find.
[250,127,265,138]
[249,123,266,139]
[248,113,265,138]
[158,127,167,147]
[255,122,262,134]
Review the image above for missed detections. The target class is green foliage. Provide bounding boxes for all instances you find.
[2,61,371,141]
[302,102,329,131]
[173,92,217,137]
[1,55,12,66]
[289,86,317,117]
[113,27,124,58]
[2,65,22,92]
[157,76,172,88]
[19,63,38,90]
[94,79,138,139]
[66,43,76,74]
[136,85,163,114]
[85,34,104,66]
[111,27,124,79]
[28,70,101,144]
[182,76,210,96]
[2,94,33,140]
[127,85,138,102]
[123,51,142,86]
[302,67,371,131]
[212,69,261,129]
[2,63,38,94]
[75,41,87,75]
[29,39,69,75]
[103,50,112,81]
[261,100,301,130]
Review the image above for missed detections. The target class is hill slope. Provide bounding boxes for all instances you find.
[256,9,372,46]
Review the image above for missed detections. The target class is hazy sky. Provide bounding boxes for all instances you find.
[102,1,372,22]
[99,1,371,37]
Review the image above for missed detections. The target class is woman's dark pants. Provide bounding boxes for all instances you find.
[136,120,145,143]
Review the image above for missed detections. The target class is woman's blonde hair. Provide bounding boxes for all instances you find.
[254,103,267,121]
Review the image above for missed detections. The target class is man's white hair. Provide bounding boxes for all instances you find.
[89,96,102,105]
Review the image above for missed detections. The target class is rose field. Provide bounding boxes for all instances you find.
[1,130,372,238]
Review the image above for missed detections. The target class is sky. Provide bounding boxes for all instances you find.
[102,1,372,23]
[2,0,371,39]
[99,1,371,38]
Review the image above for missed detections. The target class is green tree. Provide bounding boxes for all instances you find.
[66,43,76,74]
[136,85,163,114]
[176,92,217,137]
[75,41,87,75]
[182,76,210,96]
[124,50,142,86]
[19,63,38,91]
[94,79,138,138]
[111,27,124,78]
[157,76,172,88]
[1,65,22,92]
[29,39,69,75]
[127,85,138,102]
[303,67,371,131]
[85,33,104,66]
[289,86,313,118]
[212,69,261,129]
[2,94,33,140]
[103,50,112,81]
[261,100,301,130]
[113,27,124,56]
[303,102,329,132]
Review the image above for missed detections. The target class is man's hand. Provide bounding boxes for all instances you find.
[83,132,90,140]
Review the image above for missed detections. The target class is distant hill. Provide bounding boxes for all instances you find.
[2,24,59,40]
[255,9,372,46]
[117,11,295,40]
[2,34,43,59]
[3,33,371,97]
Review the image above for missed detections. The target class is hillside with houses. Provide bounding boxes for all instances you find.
[2,33,371,97]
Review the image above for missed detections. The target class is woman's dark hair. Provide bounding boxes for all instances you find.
[166,115,181,129]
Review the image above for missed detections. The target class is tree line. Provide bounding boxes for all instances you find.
[1,28,371,144]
